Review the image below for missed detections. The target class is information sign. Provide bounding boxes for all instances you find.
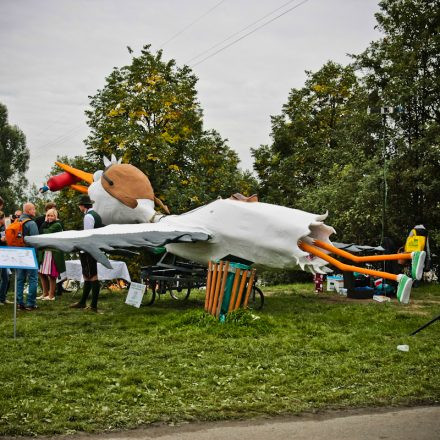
[125,282,146,308]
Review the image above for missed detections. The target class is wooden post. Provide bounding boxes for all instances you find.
[234,270,249,310]
[211,261,224,315]
[216,261,230,318]
[228,268,241,313]
[205,261,213,311]
[243,269,256,308]
[207,262,219,313]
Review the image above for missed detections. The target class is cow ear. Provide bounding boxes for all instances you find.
[103,156,111,168]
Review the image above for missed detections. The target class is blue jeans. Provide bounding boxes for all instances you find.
[16,269,38,307]
[0,268,9,302]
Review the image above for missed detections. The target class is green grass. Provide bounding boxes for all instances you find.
[0,283,439,436]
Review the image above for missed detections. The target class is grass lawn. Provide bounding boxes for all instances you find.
[0,282,439,436]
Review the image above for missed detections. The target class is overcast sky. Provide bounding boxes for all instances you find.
[0,0,381,187]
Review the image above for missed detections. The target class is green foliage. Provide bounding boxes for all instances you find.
[0,102,30,213]
[253,2,440,249]
[354,0,440,245]
[252,62,382,243]
[0,284,438,435]
[85,45,255,213]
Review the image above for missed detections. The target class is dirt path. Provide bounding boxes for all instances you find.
[42,406,440,440]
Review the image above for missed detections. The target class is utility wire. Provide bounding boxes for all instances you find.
[186,0,300,64]
[190,0,310,68]
[32,124,86,159]
[160,0,227,48]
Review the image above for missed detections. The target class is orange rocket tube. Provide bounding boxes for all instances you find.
[299,241,399,282]
[313,239,412,262]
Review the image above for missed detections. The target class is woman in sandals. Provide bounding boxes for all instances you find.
[37,208,66,300]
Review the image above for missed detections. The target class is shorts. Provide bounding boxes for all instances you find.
[79,252,98,278]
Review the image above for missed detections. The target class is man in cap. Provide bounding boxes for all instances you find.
[70,195,104,312]
[16,203,39,310]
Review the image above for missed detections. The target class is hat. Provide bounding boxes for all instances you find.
[78,194,94,206]
[101,164,154,209]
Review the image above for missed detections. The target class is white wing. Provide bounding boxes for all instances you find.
[25,222,211,268]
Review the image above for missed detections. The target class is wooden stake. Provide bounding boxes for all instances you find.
[216,261,230,318]
[243,269,256,308]
[207,262,219,313]
[205,261,213,311]
[211,261,224,315]
[228,268,241,313]
[234,270,249,310]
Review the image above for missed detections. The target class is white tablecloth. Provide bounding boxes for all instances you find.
[59,260,131,283]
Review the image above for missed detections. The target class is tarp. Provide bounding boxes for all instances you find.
[332,242,385,253]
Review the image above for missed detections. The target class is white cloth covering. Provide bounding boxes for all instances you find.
[58,260,131,283]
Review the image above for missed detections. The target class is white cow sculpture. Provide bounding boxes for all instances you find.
[29,157,425,304]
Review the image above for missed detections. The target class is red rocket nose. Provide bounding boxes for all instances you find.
[44,162,94,194]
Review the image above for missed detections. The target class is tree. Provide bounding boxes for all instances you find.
[354,0,440,242]
[85,45,255,212]
[252,62,384,243]
[0,102,30,213]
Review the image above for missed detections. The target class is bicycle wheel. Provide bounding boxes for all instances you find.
[169,284,191,300]
[248,286,264,310]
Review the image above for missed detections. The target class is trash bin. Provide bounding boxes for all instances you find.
[205,260,255,319]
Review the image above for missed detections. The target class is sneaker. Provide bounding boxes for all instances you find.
[0,302,4,306]
[411,251,426,281]
[69,302,86,309]
[4,300,14,304]
[18,304,27,310]
[397,274,413,304]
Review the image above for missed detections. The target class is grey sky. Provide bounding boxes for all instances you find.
[0,0,381,187]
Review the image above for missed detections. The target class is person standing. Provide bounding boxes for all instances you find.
[35,202,57,231]
[70,195,103,312]
[37,208,66,301]
[0,211,11,305]
[16,203,39,311]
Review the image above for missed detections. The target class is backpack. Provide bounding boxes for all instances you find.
[5,218,31,247]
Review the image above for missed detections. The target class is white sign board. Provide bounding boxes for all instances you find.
[0,247,38,269]
[125,282,146,308]
[0,247,38,340]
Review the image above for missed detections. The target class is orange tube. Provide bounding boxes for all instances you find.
[313,239,411,262]
[55,161,94,184]
[299,242,399,282]
[70,184,89,194]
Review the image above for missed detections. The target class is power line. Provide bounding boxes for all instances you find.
[186,0,300,65]
[32,124,86,159]
[160,0,227,48]
[190,0,310,68]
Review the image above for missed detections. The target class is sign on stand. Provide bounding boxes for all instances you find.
[0,247,38,339]
[125,282,146,308]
